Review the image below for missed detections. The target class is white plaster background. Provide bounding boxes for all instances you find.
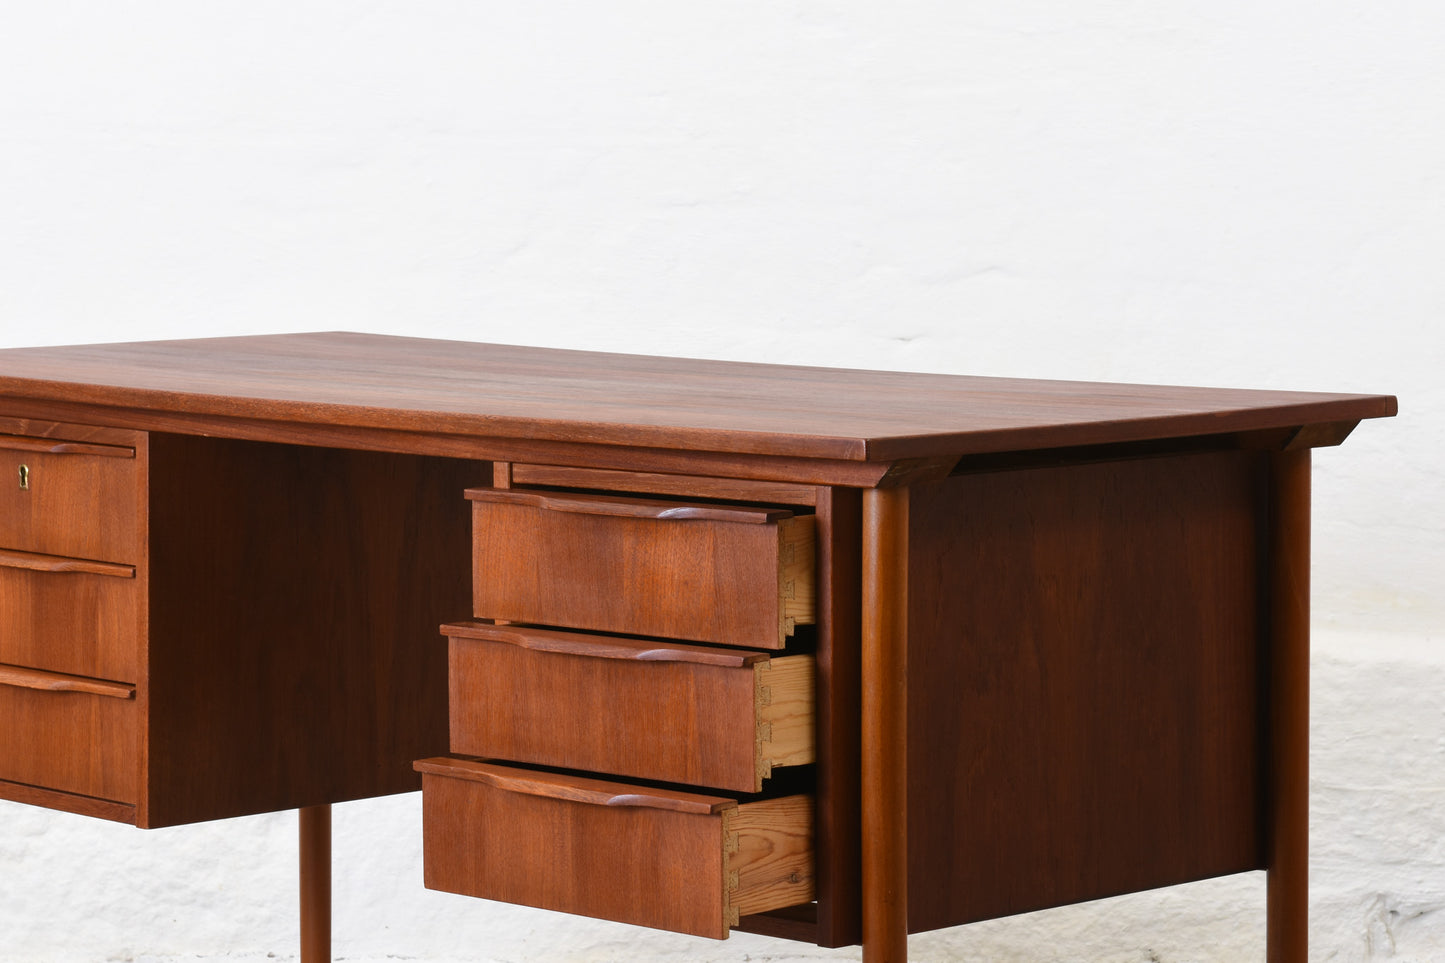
[0,2,1439,960]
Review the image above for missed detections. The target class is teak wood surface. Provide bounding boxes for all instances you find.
[0,420,488,827]
[904,451,1264,930]
[0,331,1394,467]
[0,334,1399,963]
[142,435,483,827]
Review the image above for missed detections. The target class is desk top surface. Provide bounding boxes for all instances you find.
[0,332,1396,464]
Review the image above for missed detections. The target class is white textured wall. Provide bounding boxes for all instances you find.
[0,2,1440,960]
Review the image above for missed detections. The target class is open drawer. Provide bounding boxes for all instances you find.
[468,488,815,649]
[443,621,814,792]
[414,757,814,939]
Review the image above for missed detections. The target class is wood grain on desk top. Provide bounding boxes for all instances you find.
[0,332,1396,461]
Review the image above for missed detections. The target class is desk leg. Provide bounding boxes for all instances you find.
[1267,450,1309,963]
[862,487,909,963]
[300,804,332,963]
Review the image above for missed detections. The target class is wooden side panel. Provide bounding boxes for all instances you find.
[728,795,817,919]
[420,768,730,939]
[906,450,1266,932]
[0,683,137,803]
[142,434,484,827]
[757,656,816,775]
[472,497,808,648]
[446,631,768,792]
[0,432,141,563]
[779,516,816,637]
[0,564,139,682]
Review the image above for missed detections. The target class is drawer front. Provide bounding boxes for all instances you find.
[444,622,815,792]
[0,551,139,681]
[468,488,815,648]
[0,434,141,563]
[0,665,138,803]
[415,758,814,939]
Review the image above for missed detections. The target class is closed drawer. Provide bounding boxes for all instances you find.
[468,489,815,649]
[444,621,814,793]
[0,433,141,563]
[0,549,139,681]
[415,757,814,939]
[0,664,137,804]
[508,463,820,507]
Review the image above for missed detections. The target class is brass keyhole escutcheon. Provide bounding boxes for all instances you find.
[18,464,29,490]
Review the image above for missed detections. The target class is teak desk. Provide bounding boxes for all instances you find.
[0,333,1396,962]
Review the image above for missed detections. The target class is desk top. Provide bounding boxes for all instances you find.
[0,332,1396,479]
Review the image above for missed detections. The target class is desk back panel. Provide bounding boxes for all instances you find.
[141,434,486,828]
[906,450,1265,932]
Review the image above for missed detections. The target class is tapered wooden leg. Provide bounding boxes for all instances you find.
[862,487,909,963]
[1267,451,1310,963]
[299,804,332,963]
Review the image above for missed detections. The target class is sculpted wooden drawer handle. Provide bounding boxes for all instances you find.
[414,758,733,815]
[0,548,135,579]
[0,663,134,700]
[0,435,134,458]
[441,621,768,668]
[465,488,791,524]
